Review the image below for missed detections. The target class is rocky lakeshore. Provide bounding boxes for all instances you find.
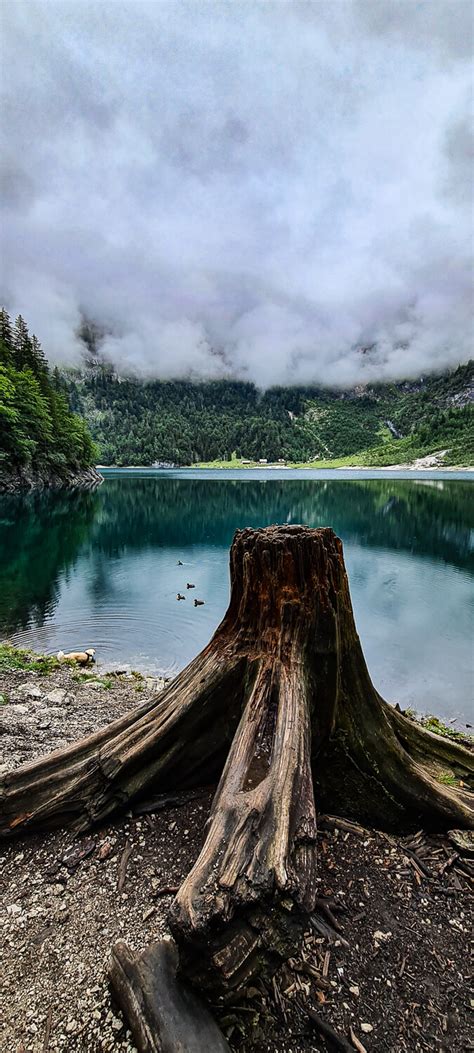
[0,465,103,495]
[0,650,473,1053]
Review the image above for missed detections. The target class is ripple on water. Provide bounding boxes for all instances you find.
[8,607,195,677]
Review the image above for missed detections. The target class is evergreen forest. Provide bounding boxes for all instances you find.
[0,310,96,480]
[66,358,473,467]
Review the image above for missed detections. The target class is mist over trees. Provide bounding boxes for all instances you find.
[1,304,471,473]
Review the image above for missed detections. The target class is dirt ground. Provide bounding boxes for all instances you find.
[1,662,473,1053]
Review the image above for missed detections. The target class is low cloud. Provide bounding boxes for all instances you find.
[1,1,472,387]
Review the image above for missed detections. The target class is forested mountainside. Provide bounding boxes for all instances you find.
[1,304,471,473]
[65,359,473,467]
[0,310,99,492]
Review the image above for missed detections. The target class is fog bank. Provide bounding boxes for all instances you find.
[1,1,472,386]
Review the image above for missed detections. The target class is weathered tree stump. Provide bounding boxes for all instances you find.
[1,527,472,1044]
[167,526,473,995]
[2,525,471,838]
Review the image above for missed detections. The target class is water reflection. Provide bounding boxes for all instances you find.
[0,489,99,634]
[0,472,472,721]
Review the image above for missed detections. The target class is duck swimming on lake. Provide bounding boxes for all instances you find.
[176,593,185,601]
[177,560,183,565]
[194,599,205,606]
[186,583,195,589]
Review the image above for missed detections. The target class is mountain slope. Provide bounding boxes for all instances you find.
[65,360,473,467]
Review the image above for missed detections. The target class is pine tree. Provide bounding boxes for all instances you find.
[0,308,13,366]
[31,334,48,376]
[0,312,97,478]
[52,366,62,391]
[0,307,13,349]
[12,315,33,371]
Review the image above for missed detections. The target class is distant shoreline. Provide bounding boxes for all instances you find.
[97,463,474,473]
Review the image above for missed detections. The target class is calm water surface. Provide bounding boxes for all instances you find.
[0,469,473,723]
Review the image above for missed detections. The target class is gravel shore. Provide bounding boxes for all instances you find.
[1,661,472,1053]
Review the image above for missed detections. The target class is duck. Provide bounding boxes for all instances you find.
[186,583,195,589]
[176,593,185,601]
[177,560,183,566]
[57,648,96,665]
[194,599,205,607]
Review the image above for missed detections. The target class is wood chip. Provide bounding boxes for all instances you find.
[349,1026,368,1053]
[306,1007,354,1051]
[151,885,179,898]
[117,839,133,892]
[439,852,459,875]
[42,1008,53,1053]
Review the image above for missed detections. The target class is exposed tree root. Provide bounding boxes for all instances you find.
[171,656,317,994]
[0,650,248,834]
[109,939,230,1052]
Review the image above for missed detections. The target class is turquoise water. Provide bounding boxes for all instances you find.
[0,469,472,723]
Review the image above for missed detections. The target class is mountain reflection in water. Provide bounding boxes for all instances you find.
[0,471,472,722]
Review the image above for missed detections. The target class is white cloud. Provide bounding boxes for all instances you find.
[1,1,472,385]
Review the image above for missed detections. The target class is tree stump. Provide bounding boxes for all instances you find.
[1,526,472,1039]
[2,525,471,838]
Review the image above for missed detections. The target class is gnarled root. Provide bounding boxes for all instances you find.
[170,656,317,994]
[0,649,247,836]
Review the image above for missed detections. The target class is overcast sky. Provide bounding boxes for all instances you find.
[1,1,473,386]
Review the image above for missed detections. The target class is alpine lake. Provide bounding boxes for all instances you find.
[0,468,472,726]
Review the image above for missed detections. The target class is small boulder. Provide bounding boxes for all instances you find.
[44,688,70,706]
[17,682,43,700]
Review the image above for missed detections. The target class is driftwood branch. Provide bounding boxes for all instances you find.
[109,939,230,1053]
